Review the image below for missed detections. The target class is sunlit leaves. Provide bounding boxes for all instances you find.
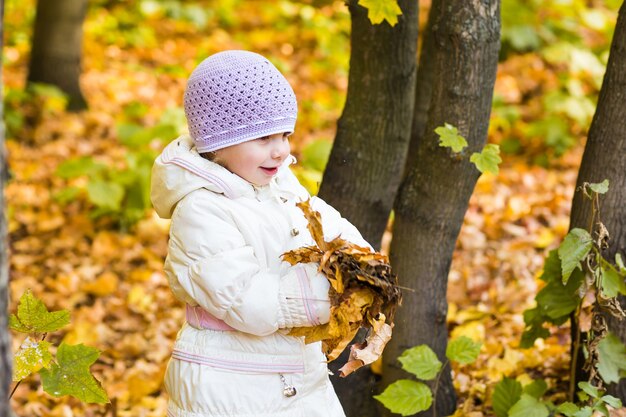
[471,144,502,175]
[508,394,549,417]
[13,338,53,382]
[599,265,626,298]
[10,290,70,333]
[435,123,468,153]
[446,336,481,364]
[374,380,432,416]
[398,345,442,380]
[358,0,402,26]
[596,333,626,384]
[558,228,592,284]
[40,343,109,404]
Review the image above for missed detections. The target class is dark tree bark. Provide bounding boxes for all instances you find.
[405,0,441,169]
[27,0,88,111]
[318,0,419,250]
[320,2,419,416]
[569,2,626,402]
[384,1,501,416]
[1,1,15,415]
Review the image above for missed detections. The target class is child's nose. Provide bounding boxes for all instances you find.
[271,139,289,159]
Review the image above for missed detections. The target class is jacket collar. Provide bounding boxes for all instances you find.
[156,135,303,203]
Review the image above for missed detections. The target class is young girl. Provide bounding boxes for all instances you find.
[151,50,370,417]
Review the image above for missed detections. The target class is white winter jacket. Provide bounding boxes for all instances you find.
[151,136,369,417]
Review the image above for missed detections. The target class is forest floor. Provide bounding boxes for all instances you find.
[4,2,625,416]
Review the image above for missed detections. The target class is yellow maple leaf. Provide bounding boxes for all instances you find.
[358,0,403,26]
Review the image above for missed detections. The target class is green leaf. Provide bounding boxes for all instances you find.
[87,180,125,211]
[600,265,626,297]
[523,379,548,399]
[508,394,549,417]
[13,338,53,381]
[535,268,584,319]
[14,289,70,333]
[588,179,609,194]
[572,406,593,417]
[56,157,105,179]
[556,402,580,416]
[40,343,109,404]
[398,345,442,380]
[616,253,625,273]
[596,333,626,384]
[374,380,432,416]
[470,144,502,175]
[577,382,600,399]
[446,336,481,364]
[593,403,610,417]
[492,377,523,417]
[540,250,562,283]
[599,395,622,408]
[357,0,402,26]
[558,228,592,284]
[435,123,468,153]
[9,314,31,333]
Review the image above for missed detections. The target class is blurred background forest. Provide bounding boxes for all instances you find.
[1,0,624,416]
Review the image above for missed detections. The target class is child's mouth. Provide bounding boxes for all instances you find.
[260,166,278,175]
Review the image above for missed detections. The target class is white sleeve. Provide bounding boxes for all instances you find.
[309,196,373,250]
[166,191,330,336]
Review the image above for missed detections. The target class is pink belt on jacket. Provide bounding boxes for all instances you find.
[186,304,235,331]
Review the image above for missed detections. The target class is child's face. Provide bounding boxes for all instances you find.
[215,132,291,186]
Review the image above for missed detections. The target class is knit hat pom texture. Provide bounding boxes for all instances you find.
[184,50,298,153]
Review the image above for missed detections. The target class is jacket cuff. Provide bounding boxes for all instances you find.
[277,264,321,328]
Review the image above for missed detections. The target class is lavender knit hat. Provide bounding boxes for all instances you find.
[183,50,298,153]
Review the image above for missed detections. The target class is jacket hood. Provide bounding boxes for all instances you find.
[150,135,301,219]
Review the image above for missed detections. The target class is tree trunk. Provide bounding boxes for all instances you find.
[405,0,441,169]
[569,2,626,402]
[320,2,419,416]
[318,0,418,250]
[1,1,15,415]
[27,0,88,111]
[384,1,501,416]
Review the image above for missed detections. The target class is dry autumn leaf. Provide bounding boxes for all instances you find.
[282,200,402,375]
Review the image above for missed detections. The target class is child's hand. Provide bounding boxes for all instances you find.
[303,264,330,324]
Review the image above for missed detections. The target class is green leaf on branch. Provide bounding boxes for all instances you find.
[556,402,580,416]
[600,265,626,297]
[13,338,52,381]
[40,343,109,404]
[435,123,468,153]
[470,144,502,174]
[600,395,622,409]
[508,394,549,417]
[558,228,592,284]
[572,406,594,417]
[358,0,402,26]
[577,381,600,399]
[373,380,432,416]
[398,345,442,380]
[523,379,548,399]
[446,336,481,364]
[588,179,609,194]
[596,333,626,384]
[535,268,584,319]
[10,289,70,333]
[539,250,562,283]
[520,307,551,348]
[492,377,522,417]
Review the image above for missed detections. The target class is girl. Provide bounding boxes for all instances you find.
[151,50,370,417]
